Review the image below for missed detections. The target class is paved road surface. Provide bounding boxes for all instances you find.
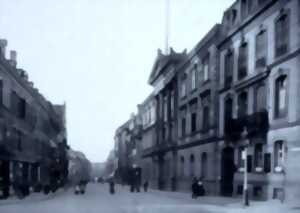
[0,183,224,213]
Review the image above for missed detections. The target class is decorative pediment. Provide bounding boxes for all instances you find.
[148,48,187,85]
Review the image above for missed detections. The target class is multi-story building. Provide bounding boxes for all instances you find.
[114,113,142,185]
[218,0,300,202]
[146,48,187,190]
[0,38,68,198]
[138,93,157,188]
[114,0,300,203]
[176,24,221,194]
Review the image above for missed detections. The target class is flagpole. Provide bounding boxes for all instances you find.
[165,0,170,55]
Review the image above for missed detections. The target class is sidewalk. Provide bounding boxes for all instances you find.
[0,188,67,206]
[148,188,299,213]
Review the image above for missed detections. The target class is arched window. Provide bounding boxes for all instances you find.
[201,152,208,179]
[190,154,195,177]
[238,92,248,117]
[275,75,287,118]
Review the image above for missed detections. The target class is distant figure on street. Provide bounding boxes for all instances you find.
[191,177,205,198]
[109,179,115,194]
[75,180,87,195]
[143,181,149,192]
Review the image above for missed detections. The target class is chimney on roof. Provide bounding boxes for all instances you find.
[9,50,17,67]
[0,39,8,58]
[19,69,28,81]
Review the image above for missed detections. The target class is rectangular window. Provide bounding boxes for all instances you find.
[255,30,267,68]
[203,55,209,82]
[264,153,271,173]
[224,50,233,87]
[275,76,287,118]
[202,106,210,133]
[191,69,196,90]
[275,13,289,57]
[274,141,285,170]
[238,42,248,80]
[19,98,26,119]
[191,113,197,133]
[247,155,252,173]
[254,143,263,169]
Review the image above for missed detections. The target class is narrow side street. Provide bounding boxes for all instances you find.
[0,183,295,213]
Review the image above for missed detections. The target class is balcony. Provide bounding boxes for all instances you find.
[224,110,269,141]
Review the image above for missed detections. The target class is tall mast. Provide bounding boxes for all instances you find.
[165,0,170,55]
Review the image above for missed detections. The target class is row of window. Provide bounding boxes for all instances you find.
[224,9,290,86]
[237,140,285,173]
[179,152,208,179]
[224,73,287,122]
[180,55,210,98]
[0,79,28,119]
[180,106,210,137]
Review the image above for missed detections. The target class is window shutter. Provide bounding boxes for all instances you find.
[264,153,271,173]
[247,155,252,173]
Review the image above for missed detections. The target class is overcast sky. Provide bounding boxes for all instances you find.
[0,0,233,162]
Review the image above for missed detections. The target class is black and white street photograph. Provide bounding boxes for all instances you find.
[0,0,300,212]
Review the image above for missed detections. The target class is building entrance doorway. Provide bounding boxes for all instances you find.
[0,160,10,198]
[158,155,165,190]
[221,146,235,196]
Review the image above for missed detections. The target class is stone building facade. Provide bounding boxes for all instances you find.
[0,38,68,198]
[176,25,221,194]
[137,93,157,188]
[114,114,142,185]
[114,0,300,203]
[218,0,300,202]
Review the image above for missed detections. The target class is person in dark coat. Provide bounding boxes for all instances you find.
[191,177,199,199]
[109,179,115,194]
[143,181,149,192]
[191,177,206,198]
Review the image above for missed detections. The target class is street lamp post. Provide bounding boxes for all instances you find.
[241,127,250,206]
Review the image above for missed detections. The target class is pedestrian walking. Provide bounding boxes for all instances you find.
[143,181,149,192]
[109,179,115,194]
